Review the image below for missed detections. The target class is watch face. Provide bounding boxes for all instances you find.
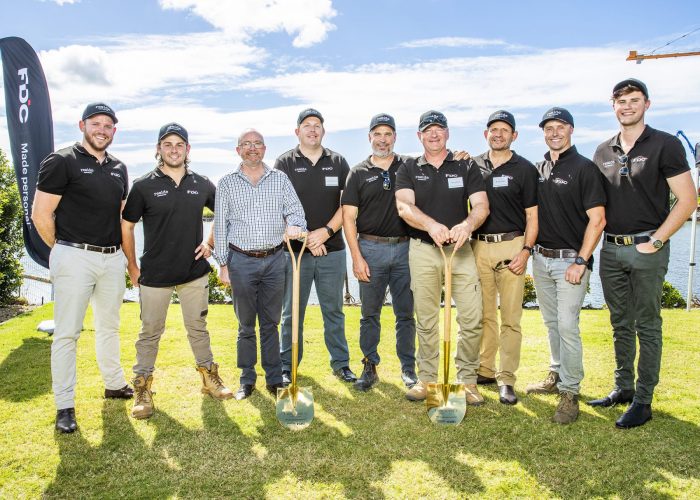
[652,239,663,249]
[575,256,586,266]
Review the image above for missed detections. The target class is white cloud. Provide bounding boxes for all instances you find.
[43,0,79,5]
[159,0,337,48]
[398,37,512,49]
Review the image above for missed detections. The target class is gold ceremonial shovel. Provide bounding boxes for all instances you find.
[426,244,467,425]
[276,234,314,430]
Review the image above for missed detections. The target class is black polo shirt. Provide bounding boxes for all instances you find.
[472,151,538,235]
[341,154,409,237]
[535,146,606,250]
[122,168,215,287]
[395,151,486,244]
[593,125,690,234]
[274,146,350,253]
[37,143,128,246]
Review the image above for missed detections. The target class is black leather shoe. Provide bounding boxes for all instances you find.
[281,370,292,387]
[477,374,497,385]
[104,384,134,399]
[234,384,255,401]
[55,408,77,433]
[499,385,518,405]
[353,360,379,392]
[401,369,418,388]
[266,383,284,396]
[616,402,652,429]
[587,388,635,408]
[333,366,357,383]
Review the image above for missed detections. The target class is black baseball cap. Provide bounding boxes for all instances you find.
[82,102,118,124]
[539,107,574,128]
[612,78,649,98]
[418,110,448,131]
[369,113,396,131]
[297,108,324,126]
[486,110,516,130]
[158,122,188,143]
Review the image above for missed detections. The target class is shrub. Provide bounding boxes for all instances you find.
[0,149,24,304]
[523,274,537,306]
[208,269,231,304]
[661,281,686,309]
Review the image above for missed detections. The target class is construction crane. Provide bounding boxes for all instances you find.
[627,50,700,63]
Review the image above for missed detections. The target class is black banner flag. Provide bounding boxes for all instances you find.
[0,36,53,268]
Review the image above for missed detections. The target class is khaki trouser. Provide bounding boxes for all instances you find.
[408,239,482,384]
[133,273,214,375]
[49,244,127,410]
[472,237,525,386]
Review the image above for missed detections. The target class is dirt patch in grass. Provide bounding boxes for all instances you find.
[0,305,35,324]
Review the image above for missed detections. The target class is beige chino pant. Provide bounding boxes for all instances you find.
[49,244,127,410]
[472,237,525,386]
[408,239,483,384]
[133,273,214,375]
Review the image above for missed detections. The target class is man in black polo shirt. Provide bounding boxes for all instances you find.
[121,123,233,420]
[471,110,539,406]
[275,109,356,383]
[395,110,489,404]
[341,113,417,392]
[33,103,133,433]
[588,79,696,429]
[525,107,606,425]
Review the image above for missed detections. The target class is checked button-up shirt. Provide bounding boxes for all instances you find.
[214,163,306,265]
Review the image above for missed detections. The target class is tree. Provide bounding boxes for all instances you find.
[0,148,24,304]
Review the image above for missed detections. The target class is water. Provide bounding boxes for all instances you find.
[19,221,700,308]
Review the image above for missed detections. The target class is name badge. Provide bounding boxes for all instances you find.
[447,177,463,189]
[325,176,339,187]
[492,176,508,188]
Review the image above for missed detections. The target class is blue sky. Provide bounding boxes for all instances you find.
[1,0,700,182]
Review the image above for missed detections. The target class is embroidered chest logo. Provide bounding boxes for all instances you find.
[294,167,307,173]
[415,175,429,181]
[153,190,169,198]
[552,177,568,185]
[321,166,333,171]
[366,175,379,183]
[444,173,458,178]
[187,190,199,195]
[602,160,615,169]
[80,168,94,174]
[110,172,122,178]
[631,156,647,164]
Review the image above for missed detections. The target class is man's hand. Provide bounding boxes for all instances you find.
[352,254,371,282]
[306,227,330,250]
[449,221,472,250]
[508,249,530,275]
[127,264,141,288]
[309,244,328,257]
[194,241,212,260]
[219,264,230,286]
[428,221,451,246]
[284,225,302,242]
[635,241,658,254]
[565,263,587,285]
[452,150,471,161]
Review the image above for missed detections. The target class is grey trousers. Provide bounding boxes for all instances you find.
[133,273,214,376]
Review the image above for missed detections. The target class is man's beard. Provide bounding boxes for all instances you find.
[372,147,393,158]
[84,131,113,152]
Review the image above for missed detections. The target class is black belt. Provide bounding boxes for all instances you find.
[475,231,523,243]
[56,240,120,254]
[534,245,577,259]
[229,242,283,258]
[359,233,409,244]
[605,233,652,246]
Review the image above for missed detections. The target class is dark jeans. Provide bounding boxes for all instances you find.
[358,239,416,371]
[600,241,670,404]
[280,249,349,371]
[228,249,284,386]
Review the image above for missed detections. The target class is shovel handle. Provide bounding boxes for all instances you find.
[285,233,307,389]
[438,245,458,386]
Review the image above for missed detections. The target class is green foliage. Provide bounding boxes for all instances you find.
[207,269,231,303]
[523,274,537,305]
[0,149,24,304]
[661,280,686,309]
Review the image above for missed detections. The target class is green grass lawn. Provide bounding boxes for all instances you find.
[1,304,699,499]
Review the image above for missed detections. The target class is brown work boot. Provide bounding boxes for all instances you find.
[131,374,154,420]
[405,381,427,401]
[553,391,579,424]
[197,362,234,400]
[465,384,485,406]
[525,371,560,395]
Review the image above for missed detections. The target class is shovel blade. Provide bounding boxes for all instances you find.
[276,386,314,430]
[426,383,466,425]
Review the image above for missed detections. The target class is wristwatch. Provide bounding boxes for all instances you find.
[574,256,588,266]
[649,236,664,250]
[523,245,533,254]
[325,225,335,237]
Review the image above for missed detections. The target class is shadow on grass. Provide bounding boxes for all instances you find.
[0,336,51,402]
